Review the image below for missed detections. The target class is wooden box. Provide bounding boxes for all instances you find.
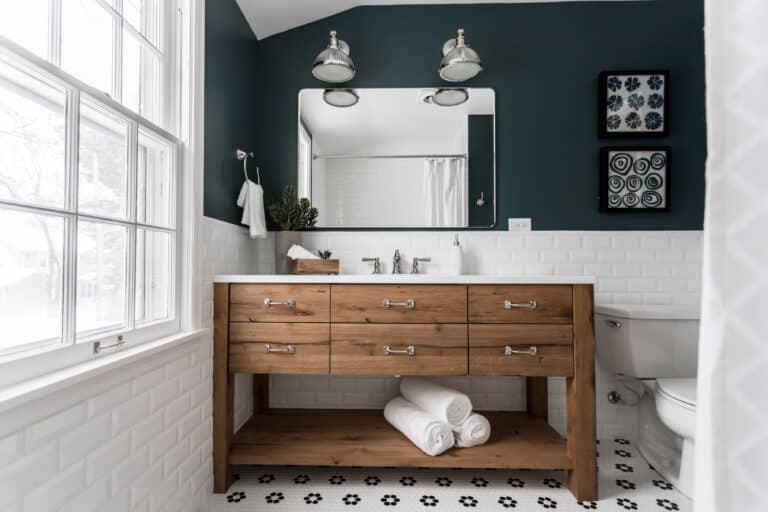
[289,259,340,275]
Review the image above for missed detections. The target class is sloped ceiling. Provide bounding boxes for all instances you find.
[235,0,634,40]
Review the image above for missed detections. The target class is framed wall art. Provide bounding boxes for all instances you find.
[599,70,669,137]
[600,147,670,212]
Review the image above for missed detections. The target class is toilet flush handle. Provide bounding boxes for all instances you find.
[605,319,622,328]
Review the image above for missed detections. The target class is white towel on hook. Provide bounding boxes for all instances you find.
[384,397,454,456]
[236,178,267,239]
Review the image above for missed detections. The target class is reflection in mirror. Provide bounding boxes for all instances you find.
[298,88,495,229]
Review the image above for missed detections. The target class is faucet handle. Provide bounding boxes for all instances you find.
[362,257,382,274]
[411,257,431,274]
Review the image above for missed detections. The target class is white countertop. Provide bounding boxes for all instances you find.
[213,274,596,285]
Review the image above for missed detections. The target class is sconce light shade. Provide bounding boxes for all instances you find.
[439,28,483,82]
[424,88,469,107]
[312,30,356,83]
[323,89,359,108]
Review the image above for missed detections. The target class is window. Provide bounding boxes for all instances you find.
[0,37,180,372]
[1,0,172,130]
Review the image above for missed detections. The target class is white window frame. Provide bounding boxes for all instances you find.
[0,32,184,389]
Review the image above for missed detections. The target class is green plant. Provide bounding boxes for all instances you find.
[267,185,319,230]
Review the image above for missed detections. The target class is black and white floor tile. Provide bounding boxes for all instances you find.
[208,438,691,512]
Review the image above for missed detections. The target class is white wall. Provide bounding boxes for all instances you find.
[0,218,269,512]
[267,229,703,439]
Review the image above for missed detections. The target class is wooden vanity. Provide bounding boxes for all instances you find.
[213,276,597,500]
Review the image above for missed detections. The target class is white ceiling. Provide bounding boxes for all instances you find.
[235,0,632,40]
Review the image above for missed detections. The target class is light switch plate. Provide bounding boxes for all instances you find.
[508,218,532,231]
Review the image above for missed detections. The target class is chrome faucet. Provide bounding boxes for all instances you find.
[392,249,402,274]
[362,257,382,274]
[411,257,431,274]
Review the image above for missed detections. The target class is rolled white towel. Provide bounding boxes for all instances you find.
[383,397,454,456]
[453,413,491,448]
[400,378,473,428]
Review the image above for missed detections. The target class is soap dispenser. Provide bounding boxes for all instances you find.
[450,234,464,275]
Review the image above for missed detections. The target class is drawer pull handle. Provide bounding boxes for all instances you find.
[504,299,538,310]
[264,343,296,354]
[504,345,538,356]
[263,297,296,309]
[383,298,415,309]
[384,345,416,356]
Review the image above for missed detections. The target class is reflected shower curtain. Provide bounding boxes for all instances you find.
[423,158,467,227]
[697,2,768,511]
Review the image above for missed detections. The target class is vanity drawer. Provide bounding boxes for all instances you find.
[469,324,573,376]
[229,323,330,374]
[469,285,572,324]
[230,284,330,323]
[331,324,468,376]
[331,285,467,323]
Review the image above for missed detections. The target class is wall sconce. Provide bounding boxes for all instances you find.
[439,28,483,82]
[312,30,356,83]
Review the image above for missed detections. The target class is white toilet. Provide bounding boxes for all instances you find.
[595,304,699,498]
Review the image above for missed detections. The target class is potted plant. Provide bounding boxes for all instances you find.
[268,185,319,274]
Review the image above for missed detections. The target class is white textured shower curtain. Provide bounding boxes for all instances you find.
[423,158,467,227]
[697,2,768,511]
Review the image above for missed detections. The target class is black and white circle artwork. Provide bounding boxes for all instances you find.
[601,71,668,136]
[604,148,669,210]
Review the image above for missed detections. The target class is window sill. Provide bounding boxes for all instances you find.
[0,329,208,413]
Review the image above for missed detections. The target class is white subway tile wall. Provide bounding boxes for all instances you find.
[0,218,267,512]
[270,230,704,439]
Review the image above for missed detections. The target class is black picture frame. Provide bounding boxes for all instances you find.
[598,70,670,138]
[600,146,671,212]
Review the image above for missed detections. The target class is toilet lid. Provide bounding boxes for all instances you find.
[656,378,697,408]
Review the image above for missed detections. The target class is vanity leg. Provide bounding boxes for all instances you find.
[526,377,548,420]
[213,284,234,493]
[567,285,597,501]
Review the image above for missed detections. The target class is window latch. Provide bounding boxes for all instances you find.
[94,335,125,354]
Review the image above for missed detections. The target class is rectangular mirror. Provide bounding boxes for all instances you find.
[298,88,496,229]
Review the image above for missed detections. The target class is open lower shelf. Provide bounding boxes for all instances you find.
[230,410,570,470]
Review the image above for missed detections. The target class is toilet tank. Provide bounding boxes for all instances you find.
[595,304,700,379]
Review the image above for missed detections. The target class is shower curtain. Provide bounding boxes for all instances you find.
[423,158,467,227]
[697,2,768,511]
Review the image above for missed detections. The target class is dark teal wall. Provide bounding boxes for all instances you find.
[468,115,495,227]
[205,0,706,230]
[203,0,261,224]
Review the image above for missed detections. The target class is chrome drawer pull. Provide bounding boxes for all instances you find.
[264,344,296,354]
[384,345,416,356]
[504,345,538,356]
[504,299,538,310]
[383,298,415,309]
[263,297,297,309]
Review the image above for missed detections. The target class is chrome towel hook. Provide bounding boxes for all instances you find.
[235,148,261,184]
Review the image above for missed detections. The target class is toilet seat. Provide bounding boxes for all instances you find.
[656,378,697,411]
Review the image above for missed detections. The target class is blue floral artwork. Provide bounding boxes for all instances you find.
[627,94,645,110]
[602,148,669,211]
[645,112,663,130]
[601,71,668,136]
